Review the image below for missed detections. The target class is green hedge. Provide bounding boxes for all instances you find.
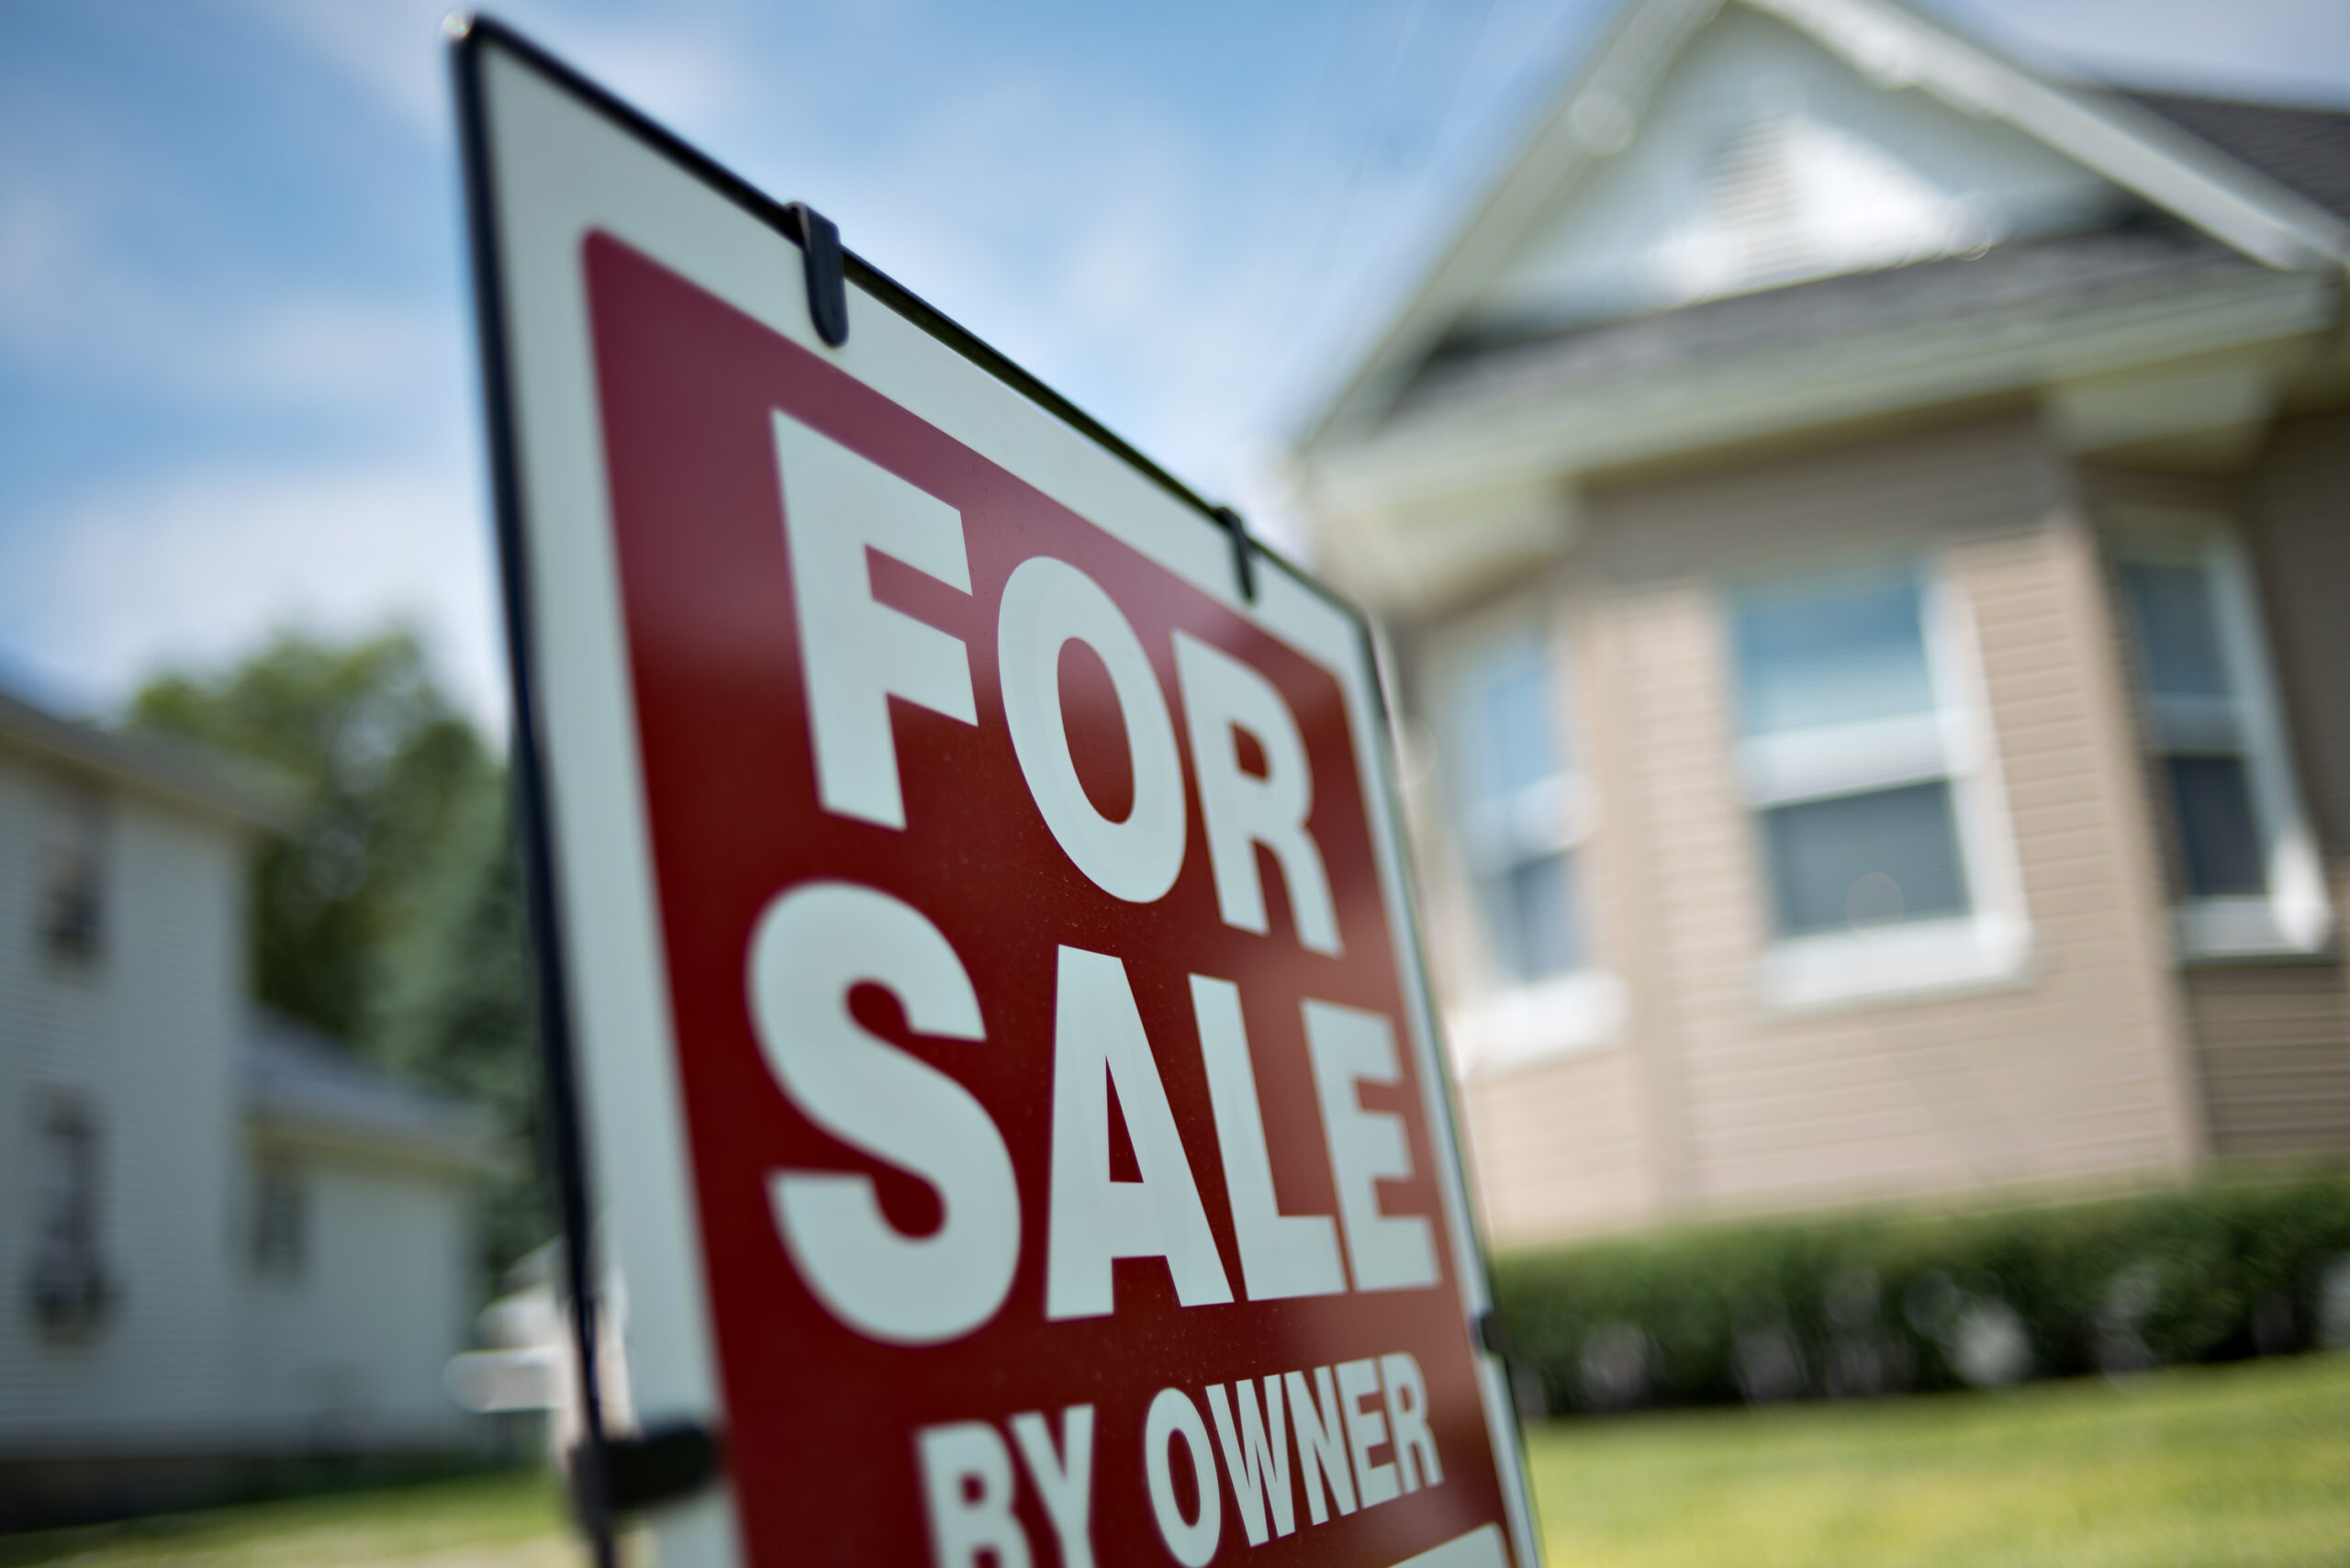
[1490,1175,2350,1414]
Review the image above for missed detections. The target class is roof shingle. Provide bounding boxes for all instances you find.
[2121,90,2350,224]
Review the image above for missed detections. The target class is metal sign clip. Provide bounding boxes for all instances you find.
[1211,505,1258,603]
[783,203,849,347]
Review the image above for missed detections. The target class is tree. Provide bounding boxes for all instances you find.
[374,777,554,1276]
[132,629,491,1043]
[132,629,550,1275]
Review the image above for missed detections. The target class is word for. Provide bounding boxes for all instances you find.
[916,1351,1442,1568]
[774,407,1340,950]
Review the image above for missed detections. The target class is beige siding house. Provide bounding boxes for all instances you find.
[1293,0,2350,1249]
[0,687,496,1526]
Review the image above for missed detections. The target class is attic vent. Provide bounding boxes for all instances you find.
[1710,120,1815,288]
[1655,114,1992,305]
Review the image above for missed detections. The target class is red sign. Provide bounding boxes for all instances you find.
[460,25,1532,1568]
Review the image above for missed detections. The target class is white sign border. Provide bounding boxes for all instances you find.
[456,20,1539,1568]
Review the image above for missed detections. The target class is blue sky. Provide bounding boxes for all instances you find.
[2,0,2344,729]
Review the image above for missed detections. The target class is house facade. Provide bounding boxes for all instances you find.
[1294,0,2350,1248]
[0,686,494,1526]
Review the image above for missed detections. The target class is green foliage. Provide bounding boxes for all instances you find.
[131,630,491,1043]
[1493,1176,2350,1414]
[130,629,550,1281]
[373,781,553,1278]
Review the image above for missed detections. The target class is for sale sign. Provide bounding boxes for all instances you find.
[456,21,1537,1568]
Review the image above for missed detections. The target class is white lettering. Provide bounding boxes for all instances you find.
[1000,557,1187,902]
[1045,946,1234,1319]
[749,882,1018,1344]
[917,1421,1033,1568]
[1144,1388,1221,1568]
[1206,1378,1295,1545]
[1282,1367,1359,1525]
[1173,631,1341,954]
[775,411,975,830]
[1304,1001,1439,1293]
[1190,975,1346,1302]
[1011,1406,1097,1568]
[1336,1357,1401,1509]
[1381,1352,1441,1493]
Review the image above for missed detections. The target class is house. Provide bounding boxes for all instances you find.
[0,684,496,1527]
[1292,0,2350,1248]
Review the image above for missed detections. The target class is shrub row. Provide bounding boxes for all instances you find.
[1489,1174,2350,1415]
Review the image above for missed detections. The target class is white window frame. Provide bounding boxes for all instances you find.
[1430,605,1623,1074]
[1729,555,2032,1010]
[2108,509,2332,960]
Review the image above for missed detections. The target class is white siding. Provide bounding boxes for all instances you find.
[0,735,481,1461]
[240,1155,477,1448]
[0,753,250,1447]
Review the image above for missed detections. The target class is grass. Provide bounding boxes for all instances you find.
[0,1469,577,1568]
[1526,1352,2350,1568]
[6,1356,2347,1566]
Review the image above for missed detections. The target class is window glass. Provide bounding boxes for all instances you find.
[252,1165,308,1279]
[1464,636,1562,803]
[29,1106,112,1337]
[2120,561,2232,701]
[1492,852,1581,980]
[2165,756,2265,897]
[1450,626,1585,986]
[37,1115,98,1252]
[2112,542,2292,920]
[1731,563,1975,946]
[1762,782,1969,936]
[42,783,104,963]
[1734,568,1934,734]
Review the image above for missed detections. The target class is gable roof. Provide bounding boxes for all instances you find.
[0,682,297,834]
[1302,0,2350,451]
[1395,221,2253,422]
[248,1012,499,1172]
[2119,91,2350,223]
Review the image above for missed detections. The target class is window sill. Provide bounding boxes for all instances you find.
[1446,972,1625,1078]
[1760,915,2031,1012]
[2175,896,2333,961]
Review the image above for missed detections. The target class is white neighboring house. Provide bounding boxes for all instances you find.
[0,683,497,1528]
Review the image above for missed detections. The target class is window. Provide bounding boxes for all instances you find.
[252,1164,308,1280]
[1440,620,1620,1070]
[2112,521,2330,957]
[1730,559,2027,1006]
[41,780,105,964]
[25,1104,114,1338]
[1456,630,1583,982]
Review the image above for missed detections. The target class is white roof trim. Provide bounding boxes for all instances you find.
[1299,0,1718,451]
[1752,0,2350,265]
[0,686,298,833]
[1301,0,2350,452]
[1311,267,2329,513]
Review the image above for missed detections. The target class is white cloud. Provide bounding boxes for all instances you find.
[0,179,455,417]
[228,0,754,146]
[2,462,506,729]
[229,0,454,137]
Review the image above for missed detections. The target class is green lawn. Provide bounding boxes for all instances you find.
[0,1470,579,1568]
[1528,1352,2350,1568]
[6,1356,2346,1566]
